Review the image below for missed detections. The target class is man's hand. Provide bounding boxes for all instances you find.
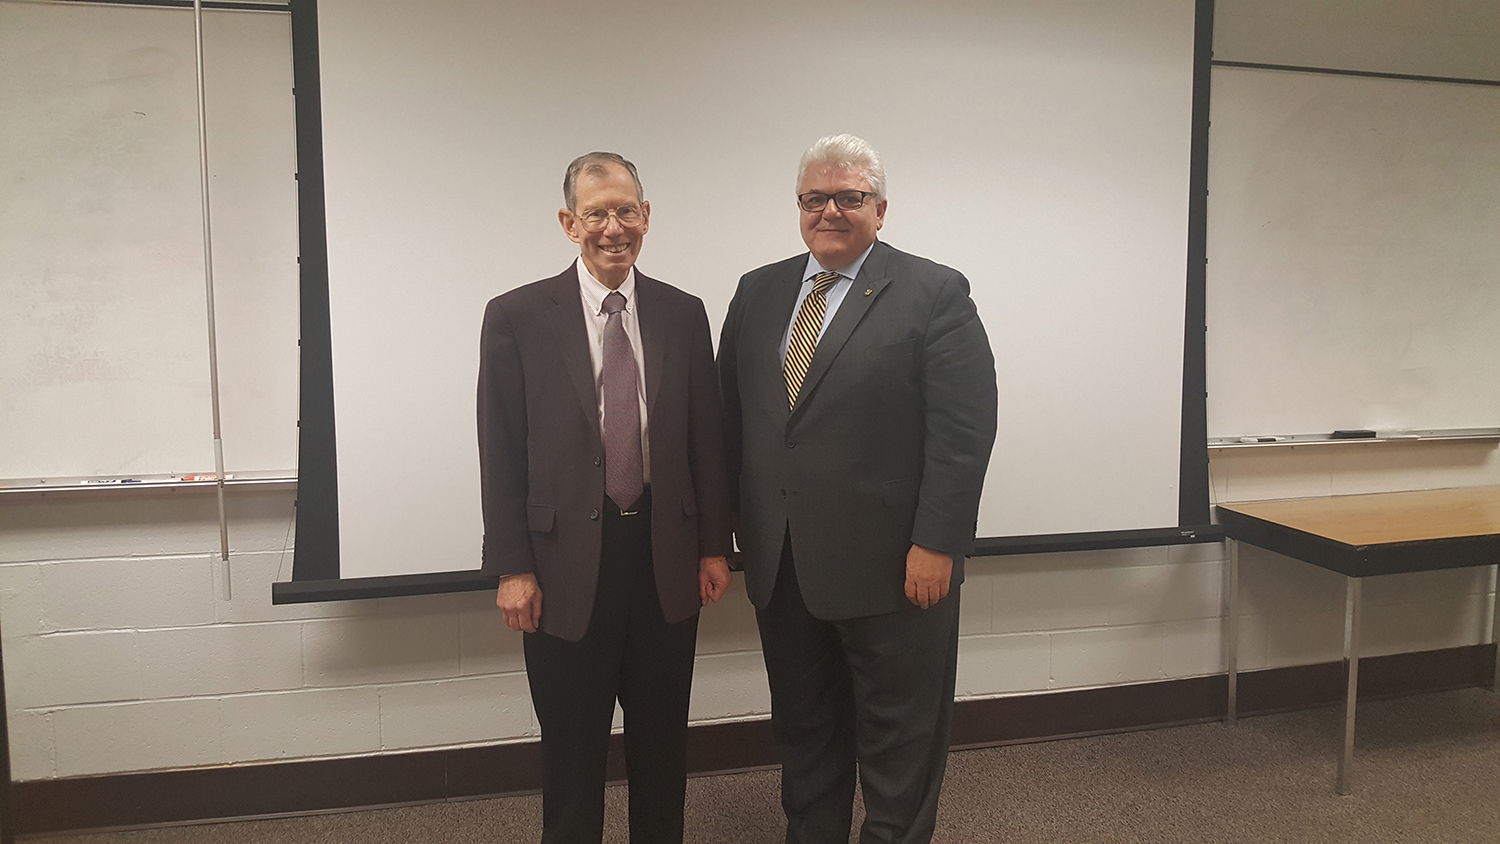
[904,544,952,609]
[699,556,732,605]
[497,573,542,633]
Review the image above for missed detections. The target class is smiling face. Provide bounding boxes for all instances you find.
[797,163,886,271]
[559,162,649,289]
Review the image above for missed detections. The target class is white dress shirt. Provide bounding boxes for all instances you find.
[577,257,650,483]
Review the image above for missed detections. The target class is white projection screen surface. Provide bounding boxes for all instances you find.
[315,0,1197,578]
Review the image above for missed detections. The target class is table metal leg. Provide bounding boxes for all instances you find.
[1336,576,1362,795]
[1491,564,1499,692]
[1226,539,1240,724]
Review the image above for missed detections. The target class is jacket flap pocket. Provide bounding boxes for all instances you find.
[681,493,698,517]
[881,477,919,508]
[526,504,555,533]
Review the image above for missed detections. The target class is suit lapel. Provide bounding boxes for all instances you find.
[635,273,667,416]
[542,266,601,442]
[790,243,892,417]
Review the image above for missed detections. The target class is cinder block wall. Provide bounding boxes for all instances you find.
[3,443,1497,780]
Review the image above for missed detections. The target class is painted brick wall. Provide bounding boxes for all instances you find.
[3,442,1497,780]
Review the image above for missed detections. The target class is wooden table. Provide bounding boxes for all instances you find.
[1216,486,1500,794]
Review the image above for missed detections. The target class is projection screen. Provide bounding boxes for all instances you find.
[296,0,1204,582]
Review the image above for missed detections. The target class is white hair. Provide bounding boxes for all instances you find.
[796,134,887,201]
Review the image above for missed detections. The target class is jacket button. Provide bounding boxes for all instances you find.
[593,456,601,467]
[589,509,599,521]
[780,489,787,499]
[786,441,796,449]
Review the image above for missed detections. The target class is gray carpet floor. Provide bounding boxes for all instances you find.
[28,687,1500,843]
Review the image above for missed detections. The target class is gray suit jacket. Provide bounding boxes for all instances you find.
[718,240,998,620]
[478,264,733,642]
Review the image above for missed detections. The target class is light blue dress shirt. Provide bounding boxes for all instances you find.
[778,241,877,365]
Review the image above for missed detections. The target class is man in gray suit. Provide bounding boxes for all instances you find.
[718,134,997,844]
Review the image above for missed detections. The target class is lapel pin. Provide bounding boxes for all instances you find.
[864,288,872,296]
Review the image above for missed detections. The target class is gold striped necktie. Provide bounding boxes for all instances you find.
[784,271,841,409]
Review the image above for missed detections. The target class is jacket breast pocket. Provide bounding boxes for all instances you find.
[865,338,915,362]
[526,504,555,533]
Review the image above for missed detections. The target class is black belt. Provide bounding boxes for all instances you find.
[606,486,651,518]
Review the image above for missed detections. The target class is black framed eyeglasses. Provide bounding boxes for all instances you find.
[797,190,877,213]
[576,204,645,231]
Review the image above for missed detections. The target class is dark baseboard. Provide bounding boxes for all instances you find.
[13,643,1495,836]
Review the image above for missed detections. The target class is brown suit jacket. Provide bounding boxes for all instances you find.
[478,264,733,642]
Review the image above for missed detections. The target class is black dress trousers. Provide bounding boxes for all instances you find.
[522,490,701,844]
[756,535,961,844]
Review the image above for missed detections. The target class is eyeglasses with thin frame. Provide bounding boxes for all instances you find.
[575,204,646,232]
[797,190,877,213]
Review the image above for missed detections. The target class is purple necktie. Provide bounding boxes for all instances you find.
[601,291,643,511]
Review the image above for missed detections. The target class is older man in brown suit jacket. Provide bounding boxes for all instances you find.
[478,152,733,844]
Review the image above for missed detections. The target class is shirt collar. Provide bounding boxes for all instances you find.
[577,256,637,315]
[803,240,877,284]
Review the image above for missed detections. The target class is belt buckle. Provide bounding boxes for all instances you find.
[619,508,639,517]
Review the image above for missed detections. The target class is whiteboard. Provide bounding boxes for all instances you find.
[1205,66,1500,438]
[315,0,1198,578]
[0,3,299,481]
[1213,0,1500,82]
